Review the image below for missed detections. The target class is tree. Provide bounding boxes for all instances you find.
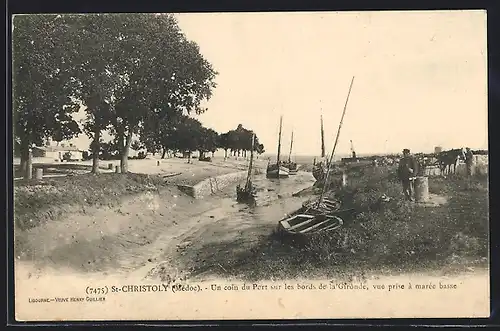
[111,14,217,172]
[198,127,218,158]
[172,115,204,163]
[58,14,132,173]
[256,143,265,155]
[218,132,230,159]
[12,15,81,177]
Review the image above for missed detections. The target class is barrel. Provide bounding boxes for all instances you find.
[414,176,429,202]
[115,166,121,174]
[108,163,114,170]
[34,168,44,180]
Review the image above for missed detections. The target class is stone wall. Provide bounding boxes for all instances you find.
[177,171,248,199]
[423,155,488,177]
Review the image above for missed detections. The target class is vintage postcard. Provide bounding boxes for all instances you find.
[12,10,489,321]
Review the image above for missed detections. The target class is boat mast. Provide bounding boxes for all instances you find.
[320,115,325,158]
[316,76,355,208]
[276,116,283,167]
[245,133,255,190]
[288,131,294,163]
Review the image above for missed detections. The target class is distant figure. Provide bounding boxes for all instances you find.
[465,147,475,177]
[397,149,419,201]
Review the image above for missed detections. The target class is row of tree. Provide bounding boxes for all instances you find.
[13,13,222,175]
[132,120,265,161]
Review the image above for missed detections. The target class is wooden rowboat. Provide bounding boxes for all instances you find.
[278,213,344,235]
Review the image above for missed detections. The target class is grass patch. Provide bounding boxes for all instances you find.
[188,166,489,281]
[14,173,168,231]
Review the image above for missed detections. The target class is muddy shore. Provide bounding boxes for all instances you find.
[14,160,489,286]
[14,161,317,282]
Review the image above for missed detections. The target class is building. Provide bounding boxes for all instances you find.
[32,145,84,161]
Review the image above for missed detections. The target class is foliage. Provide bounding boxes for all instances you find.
[12,13,264,169]
[12,15,82,175]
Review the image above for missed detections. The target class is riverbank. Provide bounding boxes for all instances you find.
[170,167,489,281]
[13,157,266,265]
[14,159,489,283]
[13,170,316,278]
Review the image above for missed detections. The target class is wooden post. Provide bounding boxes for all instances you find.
[25,148,33,180]
[157,160,160,166]
[414,176,429,202]
[115,166,121,174]
[108,163,114,170]
[34,168,44,180]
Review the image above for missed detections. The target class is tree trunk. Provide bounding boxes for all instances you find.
[91,126,101,174]
[120,131,133,173]
[224,149,228,160]
[25,149,33,179]
[161,148,167,159]
[187,151,192,163]
[19,138,30,176]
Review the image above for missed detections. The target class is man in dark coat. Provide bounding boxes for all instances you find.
[397,148,419,201]
[465,147,475,177]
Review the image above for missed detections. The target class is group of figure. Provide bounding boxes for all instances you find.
[397,147,476,201]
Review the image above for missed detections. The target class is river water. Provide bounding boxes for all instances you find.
[209,171,316,226]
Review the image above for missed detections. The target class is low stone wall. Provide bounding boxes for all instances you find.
[423,155,488,177]
[177,171,248,199]
[424,165,442,176]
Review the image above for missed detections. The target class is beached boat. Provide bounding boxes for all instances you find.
[312,161,326,182]
[283,131,298,175]
[236,133,257,203]
[312,115,327,181]
[302,197,341,213]
[278,213,343,235]
[266,163,290,178]
[266,116,290,179]
[277,76,356,239]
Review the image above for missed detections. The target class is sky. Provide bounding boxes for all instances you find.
[69,10,488,156]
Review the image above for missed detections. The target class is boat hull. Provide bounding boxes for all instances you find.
[283,162,298,175]
[278,214,344,236]
[236,189,256,202]
[266,165,290,178]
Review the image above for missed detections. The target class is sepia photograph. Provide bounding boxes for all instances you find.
[12,10,489,321]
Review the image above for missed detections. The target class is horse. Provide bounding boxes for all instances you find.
[435,148,466,176]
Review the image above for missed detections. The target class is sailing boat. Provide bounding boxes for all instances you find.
[278,76,356,237]
[312,115,328,181]
[236,133,257,203]
[266,116,290,179]
[283,131,298,175]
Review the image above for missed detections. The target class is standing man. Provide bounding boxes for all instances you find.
[465,147,475,177]
[397,148,419,201]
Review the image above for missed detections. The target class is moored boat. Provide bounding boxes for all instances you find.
[237,133,257,203]
[266,163,290,178]
[283,131,298,175]
[266,115,290,179]
[277,76,356,240]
